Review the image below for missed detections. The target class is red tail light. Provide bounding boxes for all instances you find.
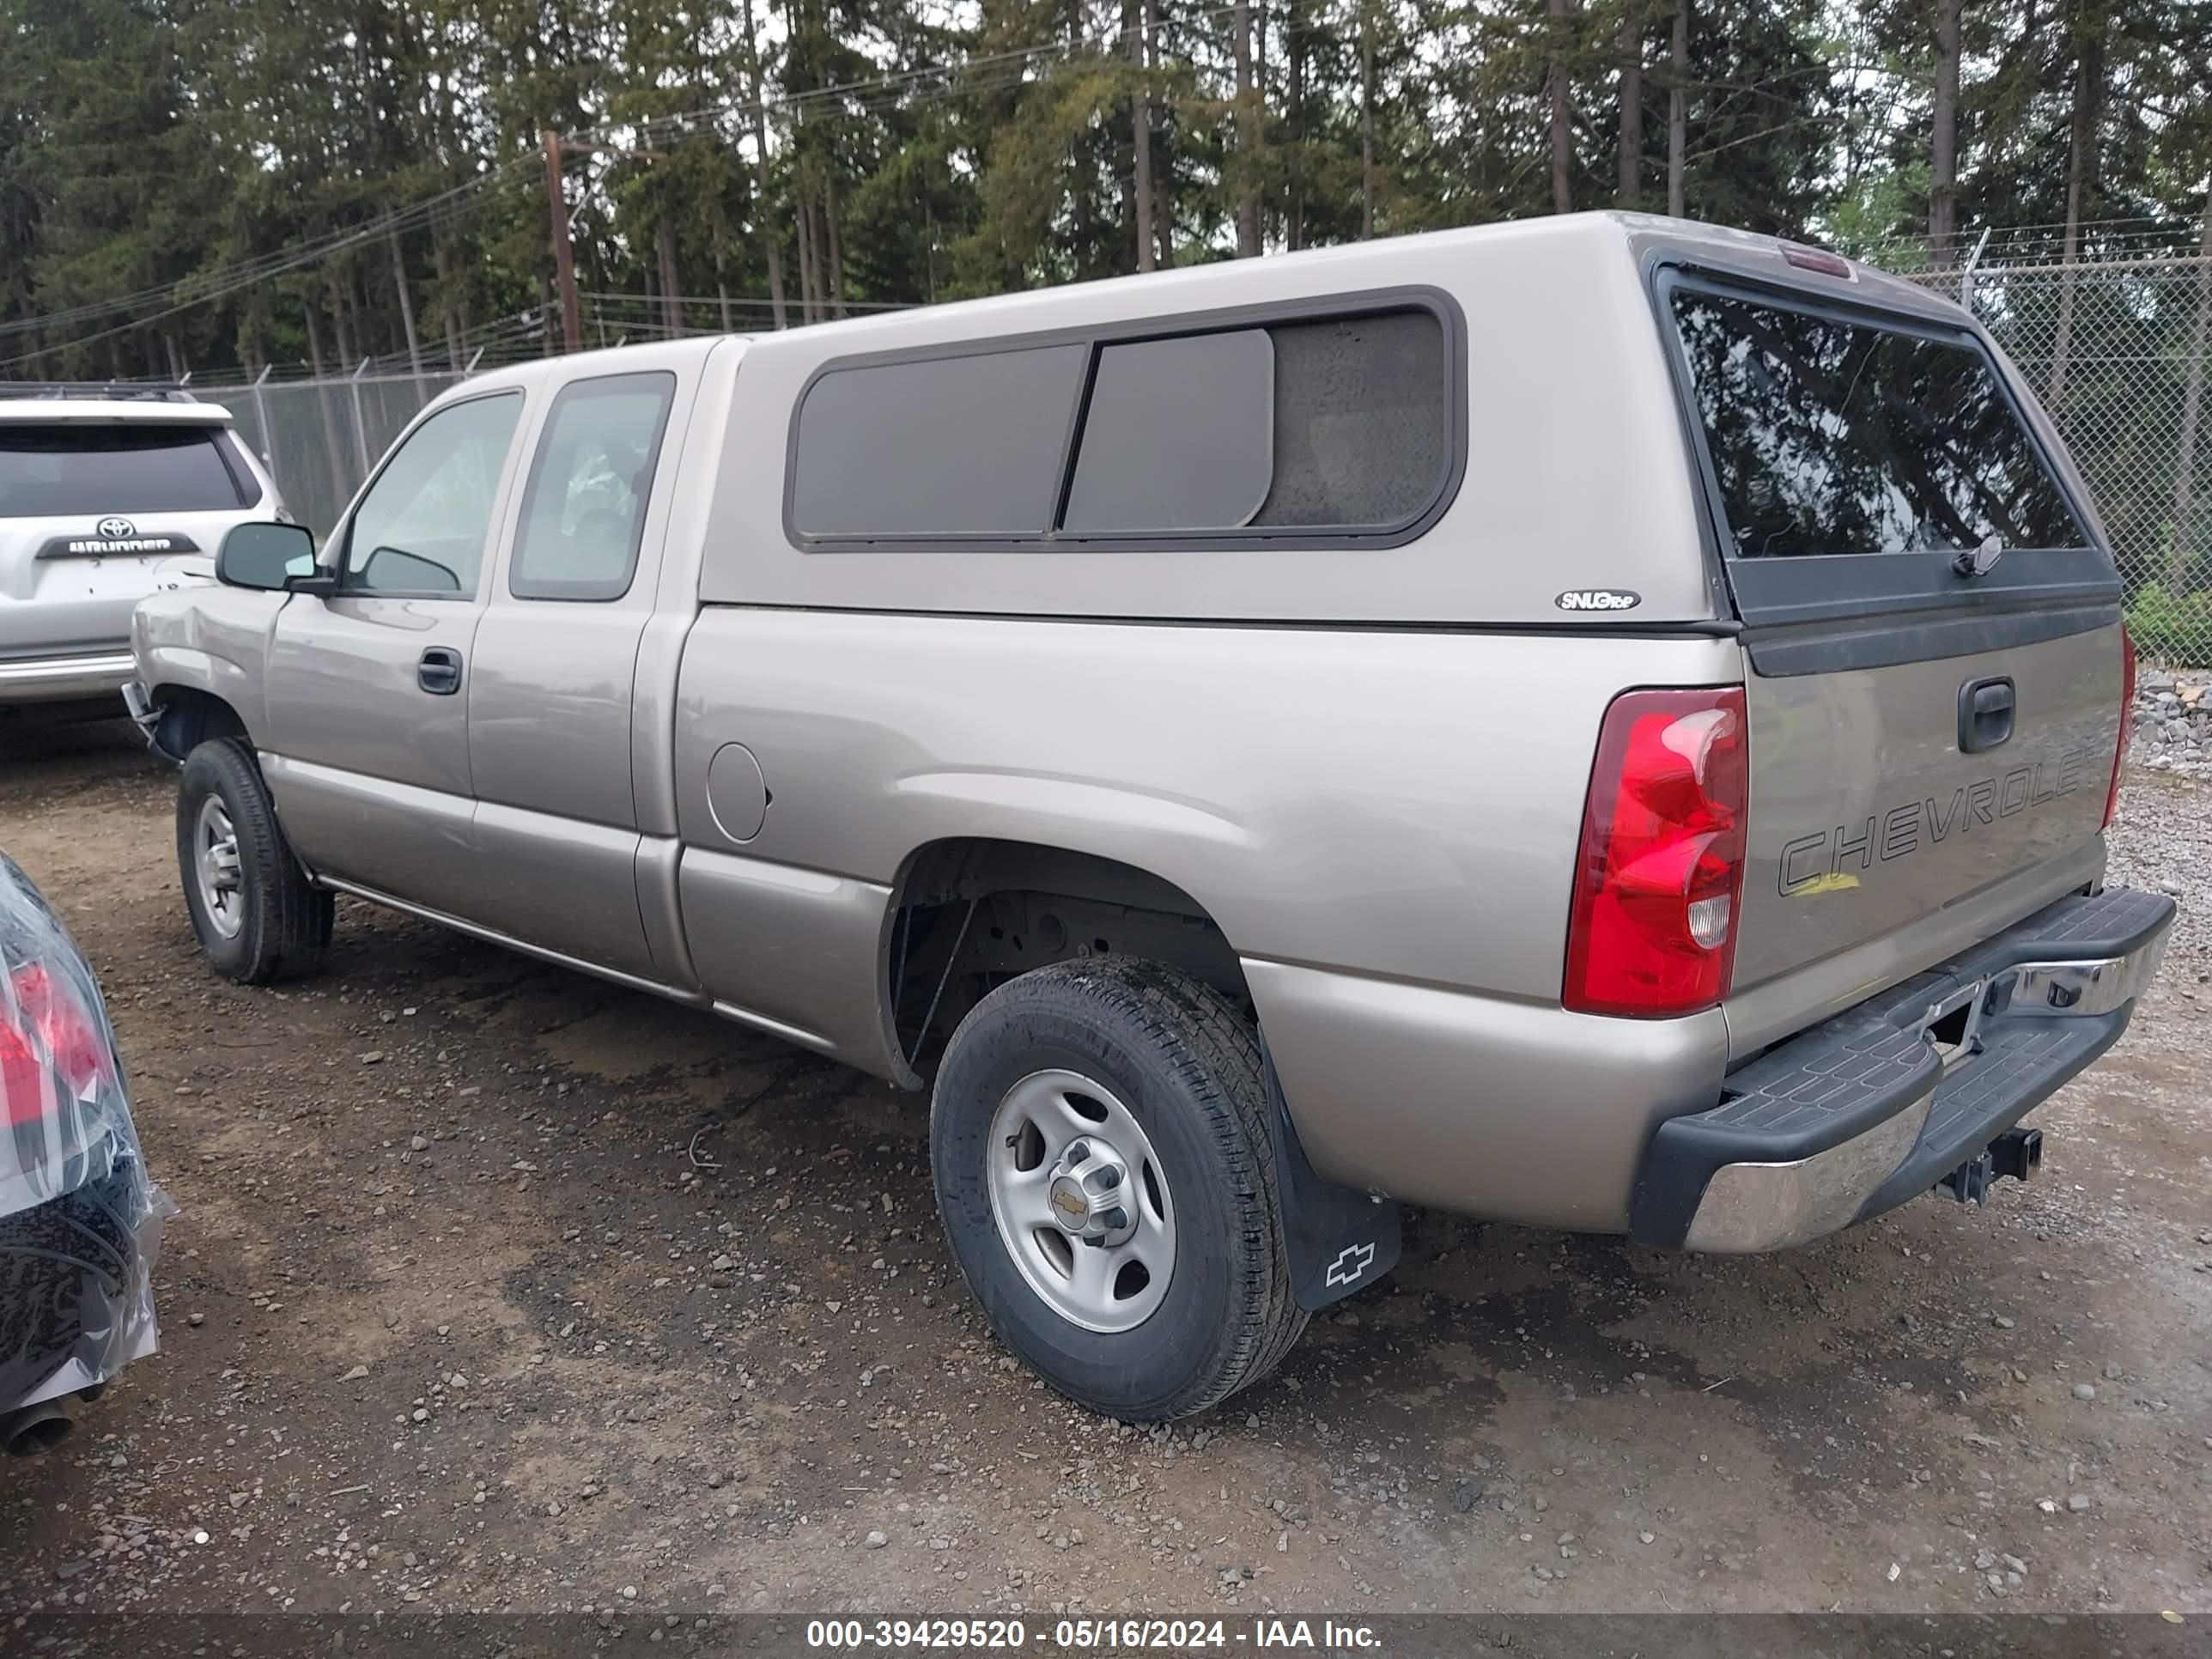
[2103,626,2135,829]
[0,962,117,1126]
[1564,686,1749,1018]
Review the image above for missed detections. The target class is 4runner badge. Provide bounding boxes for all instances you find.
[1324,1242,1376,1287]
[1555,588,1641,611]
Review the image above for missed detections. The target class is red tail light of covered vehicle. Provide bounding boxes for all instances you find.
[2,962,119,1127]
[1564,687,1749,1018]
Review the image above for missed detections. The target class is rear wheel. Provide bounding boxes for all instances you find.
[931,957,1305,1420]
[176,738,331,983]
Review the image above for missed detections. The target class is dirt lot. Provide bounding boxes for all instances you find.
[0,712,2207,1626]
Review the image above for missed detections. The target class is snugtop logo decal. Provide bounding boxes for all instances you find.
[1555,588,1642,611]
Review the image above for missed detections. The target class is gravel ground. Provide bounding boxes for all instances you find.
[0,713,2206,1626]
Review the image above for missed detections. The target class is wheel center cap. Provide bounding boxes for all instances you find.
[1048,1177,1092,1231]
[1045,1138,1136,1245]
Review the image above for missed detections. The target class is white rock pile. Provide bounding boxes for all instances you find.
[2135,666,2209,776]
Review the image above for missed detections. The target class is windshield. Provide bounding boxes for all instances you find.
[0,423,249,518]
[1669,288,2088,560]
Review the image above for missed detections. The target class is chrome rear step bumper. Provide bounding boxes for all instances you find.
[1632,887,2175,1253]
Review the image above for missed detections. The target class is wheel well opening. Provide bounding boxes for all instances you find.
[149,686,247,763]
[884,839,1249,1078]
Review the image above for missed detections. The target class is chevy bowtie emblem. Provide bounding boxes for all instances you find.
[96,516,137,540]
[1052,1189,1088,1219]
[1325,1242,1376,1287]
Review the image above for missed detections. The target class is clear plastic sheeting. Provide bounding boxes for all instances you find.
[0,853,170,1412]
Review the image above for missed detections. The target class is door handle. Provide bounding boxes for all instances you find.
[417,647,463,696]
[1958,675,2014,753]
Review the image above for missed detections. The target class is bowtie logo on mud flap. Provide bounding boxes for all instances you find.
[1325,1242,1376,1287]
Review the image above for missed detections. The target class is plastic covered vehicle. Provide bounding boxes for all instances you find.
[0,851,168,1454]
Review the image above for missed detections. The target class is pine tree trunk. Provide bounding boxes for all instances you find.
[302,299,353,502]
[1233,0,1261,256]
[741,0,788,328]
[1618,3,1642,205]
[2047,17,2103,407]
[1929,0,1961,266]
[1146,0,1175,266]
[795,186,819,323]
[657,213,684,336]
[1129,0,1155,271]
[1667,0,1688,217]
[1548,0,1576,214]
[1359,0,1376,239]
[825,172,847,318]
[434,235,465,372]
[2169,198,2212,591]
[1287,7,1306,250]
[388,229,423,385]
[330,271,356,368]
[714,238,734,332]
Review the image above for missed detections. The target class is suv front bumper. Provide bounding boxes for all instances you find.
[1631,886,2175,1252]
[0,649,137,706]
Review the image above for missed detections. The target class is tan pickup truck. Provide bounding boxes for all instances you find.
[129,214,2171,1419]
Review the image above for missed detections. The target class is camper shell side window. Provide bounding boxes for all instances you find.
[782,289,1466,553]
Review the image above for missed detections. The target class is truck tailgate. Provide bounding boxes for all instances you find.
[1734,627,2119,994]
[1657,266,2128,1023]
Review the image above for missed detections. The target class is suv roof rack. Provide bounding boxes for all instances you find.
[0,380,201,404]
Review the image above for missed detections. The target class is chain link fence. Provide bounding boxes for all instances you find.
[1906,248,2212,666]
[199,368,471,537]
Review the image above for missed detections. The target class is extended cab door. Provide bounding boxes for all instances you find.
[259,390,526,921]
[464,364,692,981]
[1656,270,2129,1053]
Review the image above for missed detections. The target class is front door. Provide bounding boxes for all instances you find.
[260,390,526,921]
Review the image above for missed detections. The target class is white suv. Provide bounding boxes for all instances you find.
[2,390,283,710]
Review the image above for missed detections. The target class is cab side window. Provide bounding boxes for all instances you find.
[509,372,678,601]
[344,392,524,597]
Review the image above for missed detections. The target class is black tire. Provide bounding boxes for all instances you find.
[931,957,1306,1421]
[176,738,332,983]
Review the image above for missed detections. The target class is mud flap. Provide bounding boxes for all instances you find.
[1261,1044,1402,1311]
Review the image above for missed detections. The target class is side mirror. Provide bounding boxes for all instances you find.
[216,522,320,592]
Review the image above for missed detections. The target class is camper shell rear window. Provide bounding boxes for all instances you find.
[1666,283,2087,562]
[1655,268,2117,647]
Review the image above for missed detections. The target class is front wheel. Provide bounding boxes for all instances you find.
[176,738,332,983]
[931,957,1305,1420]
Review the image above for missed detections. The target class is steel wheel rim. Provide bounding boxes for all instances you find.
[194,795,245,939]
[985,1068,1176,1334]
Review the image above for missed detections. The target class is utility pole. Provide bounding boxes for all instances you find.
[544,128,582,354]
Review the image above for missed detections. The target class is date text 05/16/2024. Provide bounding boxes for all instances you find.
[803,1618,1383,1650]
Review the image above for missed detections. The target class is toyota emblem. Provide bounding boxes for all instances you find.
[96,516,137,540]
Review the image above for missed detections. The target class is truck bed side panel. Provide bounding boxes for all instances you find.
[672,609,1742,1223]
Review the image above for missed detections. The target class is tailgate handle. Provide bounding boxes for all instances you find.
[1958,676,2014,753]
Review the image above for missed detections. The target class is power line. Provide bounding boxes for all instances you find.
[576,289,914,312]
[0,156,542,354]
